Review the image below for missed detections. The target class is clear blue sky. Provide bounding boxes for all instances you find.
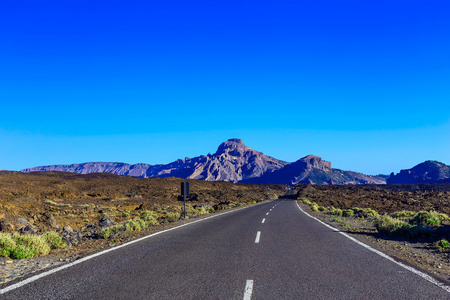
[1,1,449,175]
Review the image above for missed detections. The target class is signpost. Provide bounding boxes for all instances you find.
[181,182,190,219]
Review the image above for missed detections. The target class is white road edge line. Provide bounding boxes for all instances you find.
[295,201,450,293]
[0,201,272,295]
[262,218,265,224]
[243,279,254,300]
[255,231,261,243]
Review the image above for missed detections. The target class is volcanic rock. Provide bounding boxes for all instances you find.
[99,217,116,227]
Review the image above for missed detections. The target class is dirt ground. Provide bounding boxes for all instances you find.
[0,171,286,232]
[294,183,450,215]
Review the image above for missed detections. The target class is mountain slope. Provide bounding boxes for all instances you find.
[21,162,152,177]
[241,155,385,185]
[387,161,450,184]
[22,139,288,183]
[148,138,288,182]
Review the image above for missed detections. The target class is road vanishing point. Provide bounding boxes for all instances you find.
[1,198,449,299]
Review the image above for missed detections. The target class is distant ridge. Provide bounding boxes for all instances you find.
[22,162,151,177]
[21,138,426,185]
[241,155,385,185]
[387,161,450,184]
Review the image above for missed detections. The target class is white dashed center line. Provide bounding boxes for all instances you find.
[255,231,261,243]
[266,212,269,215]
[243,279,254,300]
[262,218,265,223]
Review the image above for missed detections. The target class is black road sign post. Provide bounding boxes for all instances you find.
[181,182,190,219]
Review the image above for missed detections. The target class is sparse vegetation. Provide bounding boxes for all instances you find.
[43,231,66,249]
[411,211,442,227]
[297,191,449,240]
[44,200,72,208]
[328,207,343,217]
[298,197,312,205]
[342,209,354,217]
[44,200,58,206]
[310,203,319,212]
[125,218,145,232]
[99,228,112,239]
[352,208,379,218]
[373,216,409,234]
[392,210,416,219]
[0,232,17,258]
[434,239,450,250]
[165,211,181,222]
[0,231,65,259]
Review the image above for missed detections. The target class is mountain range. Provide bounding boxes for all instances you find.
[21,139,449,185]
[387,160,450,184]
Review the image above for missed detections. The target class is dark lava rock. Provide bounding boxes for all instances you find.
[19,225,39,234]
[99,217,116,227]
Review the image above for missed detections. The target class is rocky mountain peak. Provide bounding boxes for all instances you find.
[300,155,332,170]
[215,138,249,156]
[387,160,450,184]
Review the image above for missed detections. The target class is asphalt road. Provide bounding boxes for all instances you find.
[1,199,449,299]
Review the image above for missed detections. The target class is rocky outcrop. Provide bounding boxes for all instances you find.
[242,155,385,185]
[387,161,450,184]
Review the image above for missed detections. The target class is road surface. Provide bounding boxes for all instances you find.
[1,199,449,299]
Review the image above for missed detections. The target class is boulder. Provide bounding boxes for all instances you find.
[17,218,28,227]
[44,212,60,229]
[99,217,116,227]
[19,225,39,234]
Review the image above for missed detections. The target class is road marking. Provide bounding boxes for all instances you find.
[255,231,261,243]
[0,201,274,296]
[262,218,265,224]
[295,201,450,293]
[243,279,254,300]
[266,212,269,215]
[270,209,272,211]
